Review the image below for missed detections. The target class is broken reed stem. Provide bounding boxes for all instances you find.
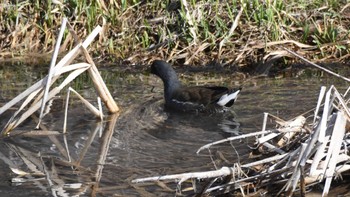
[132,167,232,184]
[63,134,72,162]
[82,47,119,113]
[282,47,350,82]
[97,97,103,121]
[37,18,68,128]
[68,87,103,118]
[197,129,275,154]
[0,25,100,116]
[262,112,268,134]
[63,87,71,134]
[314,86,327,124]
[3,88,58,134]
[300,166,306,197]
[1,22,120,134]
[3,66,90,134]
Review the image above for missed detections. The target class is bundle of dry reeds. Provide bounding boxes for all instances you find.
[132,85,350,196]
[0,18,122,196]
[0,18,119,135]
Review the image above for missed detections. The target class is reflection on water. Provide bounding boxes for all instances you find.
[0,64,348,196]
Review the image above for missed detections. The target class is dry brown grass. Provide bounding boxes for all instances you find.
[0,0,349,67]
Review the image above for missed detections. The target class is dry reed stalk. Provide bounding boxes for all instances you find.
[184,42,209,65]
[68,87,103,118]
[37,18,68,128]
[322,111,346,196]
[81,47,119,113]
[8,130,61,137]
[196,130,274,154]
[1,20,120,134]
[2,66,90,134]
[0,24,100,116]
[132,166,233,184]
[62,134,72,162]
[63,87,71,134]
[299,166,306,197]
[218,6,244,59]
[284,143,307,194]
[314,86,327,124]
[97,97,103,121]
[277,116,306,147]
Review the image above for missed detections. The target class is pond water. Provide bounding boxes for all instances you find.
[0,63,349,196]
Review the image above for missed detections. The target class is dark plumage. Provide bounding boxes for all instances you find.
[150,60,242,113]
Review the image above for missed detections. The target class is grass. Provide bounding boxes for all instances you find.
[0,0,349,67]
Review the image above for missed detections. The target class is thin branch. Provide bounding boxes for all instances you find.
[281,47,350,82]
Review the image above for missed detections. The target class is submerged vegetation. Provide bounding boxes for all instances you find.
[0,0,349,66]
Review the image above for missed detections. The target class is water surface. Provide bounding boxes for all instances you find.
[0,64,348,196]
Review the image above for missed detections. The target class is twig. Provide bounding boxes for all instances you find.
[281,47,350,82]
[241,153,288,168]
[132,167,232,184]
[196,130,274,154]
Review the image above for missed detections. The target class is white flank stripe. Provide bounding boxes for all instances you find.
[217,90,240,106]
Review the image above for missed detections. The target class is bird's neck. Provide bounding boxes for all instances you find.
[161,71,181,102]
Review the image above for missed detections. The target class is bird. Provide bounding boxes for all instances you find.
[150,60,241,113]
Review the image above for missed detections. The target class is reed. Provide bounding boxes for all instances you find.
[0,19,119,134]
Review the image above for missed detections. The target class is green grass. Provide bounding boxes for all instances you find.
[0,0,349,66]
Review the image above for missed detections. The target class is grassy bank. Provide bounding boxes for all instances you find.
[0,0,349,68]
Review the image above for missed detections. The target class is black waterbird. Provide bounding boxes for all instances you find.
[150,60,241,113]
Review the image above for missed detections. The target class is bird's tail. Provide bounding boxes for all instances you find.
[217,88,242,107]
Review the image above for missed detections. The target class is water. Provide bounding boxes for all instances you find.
[0,64,348,196]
